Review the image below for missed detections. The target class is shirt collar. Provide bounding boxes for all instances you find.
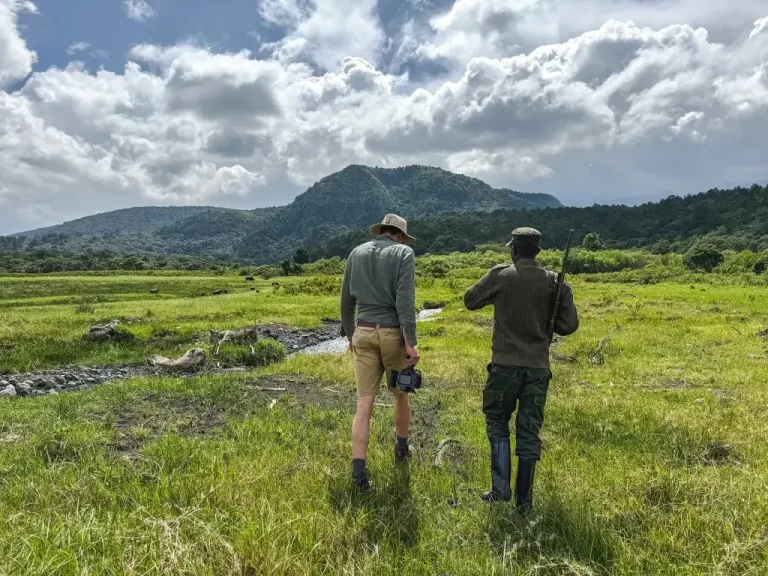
[514,259,541,268]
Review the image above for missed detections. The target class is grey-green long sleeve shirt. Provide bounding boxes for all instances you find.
[340,236,417,346]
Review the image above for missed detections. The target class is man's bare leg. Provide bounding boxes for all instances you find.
[352,395,376,459]
[351,395,375,488]
[394,392,411,438]
[394,392,412,462]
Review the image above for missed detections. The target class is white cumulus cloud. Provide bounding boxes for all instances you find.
[0,1,767,232]
[0,0,38,87]
[122,0,155,22]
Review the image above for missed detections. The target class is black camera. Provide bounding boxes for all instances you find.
[388,367,423,393]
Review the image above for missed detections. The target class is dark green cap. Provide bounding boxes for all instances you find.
[505,227,542,249]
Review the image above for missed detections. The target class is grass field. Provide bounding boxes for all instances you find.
[1,265,768,574]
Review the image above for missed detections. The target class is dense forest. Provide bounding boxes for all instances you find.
[3,176,767,273]
[312,184,768,258]
[4,165,559,268]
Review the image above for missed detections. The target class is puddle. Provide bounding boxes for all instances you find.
[297,308,443,356]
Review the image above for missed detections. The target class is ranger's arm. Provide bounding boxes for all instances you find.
[553,280,579,336]
[464,265,504,311]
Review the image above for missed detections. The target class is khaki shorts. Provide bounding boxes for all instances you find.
[352,326,410,397]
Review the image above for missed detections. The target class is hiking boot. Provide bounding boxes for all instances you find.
[395,441,413,464]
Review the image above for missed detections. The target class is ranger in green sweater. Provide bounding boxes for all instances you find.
[464,227,579,511]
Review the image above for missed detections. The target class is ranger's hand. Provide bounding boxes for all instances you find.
[405,344,420,367]
[348,340,355,354]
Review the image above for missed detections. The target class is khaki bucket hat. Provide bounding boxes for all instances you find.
[369,214,416,245]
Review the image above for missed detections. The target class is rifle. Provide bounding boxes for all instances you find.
[547,229,575,342]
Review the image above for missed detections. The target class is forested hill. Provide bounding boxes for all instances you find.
[313,183,768,258]
[6,165,560,265]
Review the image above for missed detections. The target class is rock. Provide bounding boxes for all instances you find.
[149,348,206,372]
[212,289,229,295]
[84,320,134,342]
[250,287,256,291]
[245,276,255,281]
[0,384,17,397]
[149,289,159,294]
[54,375,66,385]
[85,377,97,384]
[37,377,56,390]
[0,380,9,387]
[64,374,78,382]
[14,382,32,396]
[48,390,58,395]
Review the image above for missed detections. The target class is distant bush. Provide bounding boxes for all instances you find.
[684,244,724,272]
[255,265,281,279]
[240,339,286,367]
[283,276,341,296]
[303,257,345,276]
[582,232,606,251]
[754,253,768,275]
[418,260,451,278]
[717,250,759,275]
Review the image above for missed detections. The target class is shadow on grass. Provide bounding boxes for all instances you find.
[486,495,617,575]
[328,463,420,549]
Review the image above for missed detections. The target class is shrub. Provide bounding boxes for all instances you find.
[754,254,768,275]
[582,232,606,251]
[240,339,286,367]
[283,276,342,296]
[684,244,724,272]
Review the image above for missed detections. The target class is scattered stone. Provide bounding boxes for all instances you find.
[0,384,17,397]
[245,276,255,281]
[64,374,78,382]
[85,377,97,384]
[0,379,8,387]
[212,289,229,296]
[38,376,57,390]
[54,375,65,385]
[14,381,32,396]
[149,348,207,372]
[149,289,159,294]
[83,320,134,342]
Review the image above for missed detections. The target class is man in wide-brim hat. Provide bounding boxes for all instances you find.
[340,214,420,490]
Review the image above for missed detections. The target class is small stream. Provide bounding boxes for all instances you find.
[297,308,444,356]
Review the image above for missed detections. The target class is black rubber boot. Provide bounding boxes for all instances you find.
[481,438,512,502]
[352,459,370,491]
[515,458,536,513]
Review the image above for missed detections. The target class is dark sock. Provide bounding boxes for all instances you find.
[396,436,408,450]
[352,458,367,479]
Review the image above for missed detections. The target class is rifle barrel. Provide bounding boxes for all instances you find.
[548,229,575,341]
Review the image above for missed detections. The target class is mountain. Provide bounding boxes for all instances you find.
[313,183,768,257]
[9,165,561,264]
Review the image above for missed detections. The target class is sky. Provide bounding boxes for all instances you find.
[0,0,767,234]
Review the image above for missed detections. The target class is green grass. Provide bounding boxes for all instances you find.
[1,267,768,574]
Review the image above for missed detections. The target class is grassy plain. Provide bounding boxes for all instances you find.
[1,261,768,575]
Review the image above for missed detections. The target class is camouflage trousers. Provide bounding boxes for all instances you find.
[482,363,551,461]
